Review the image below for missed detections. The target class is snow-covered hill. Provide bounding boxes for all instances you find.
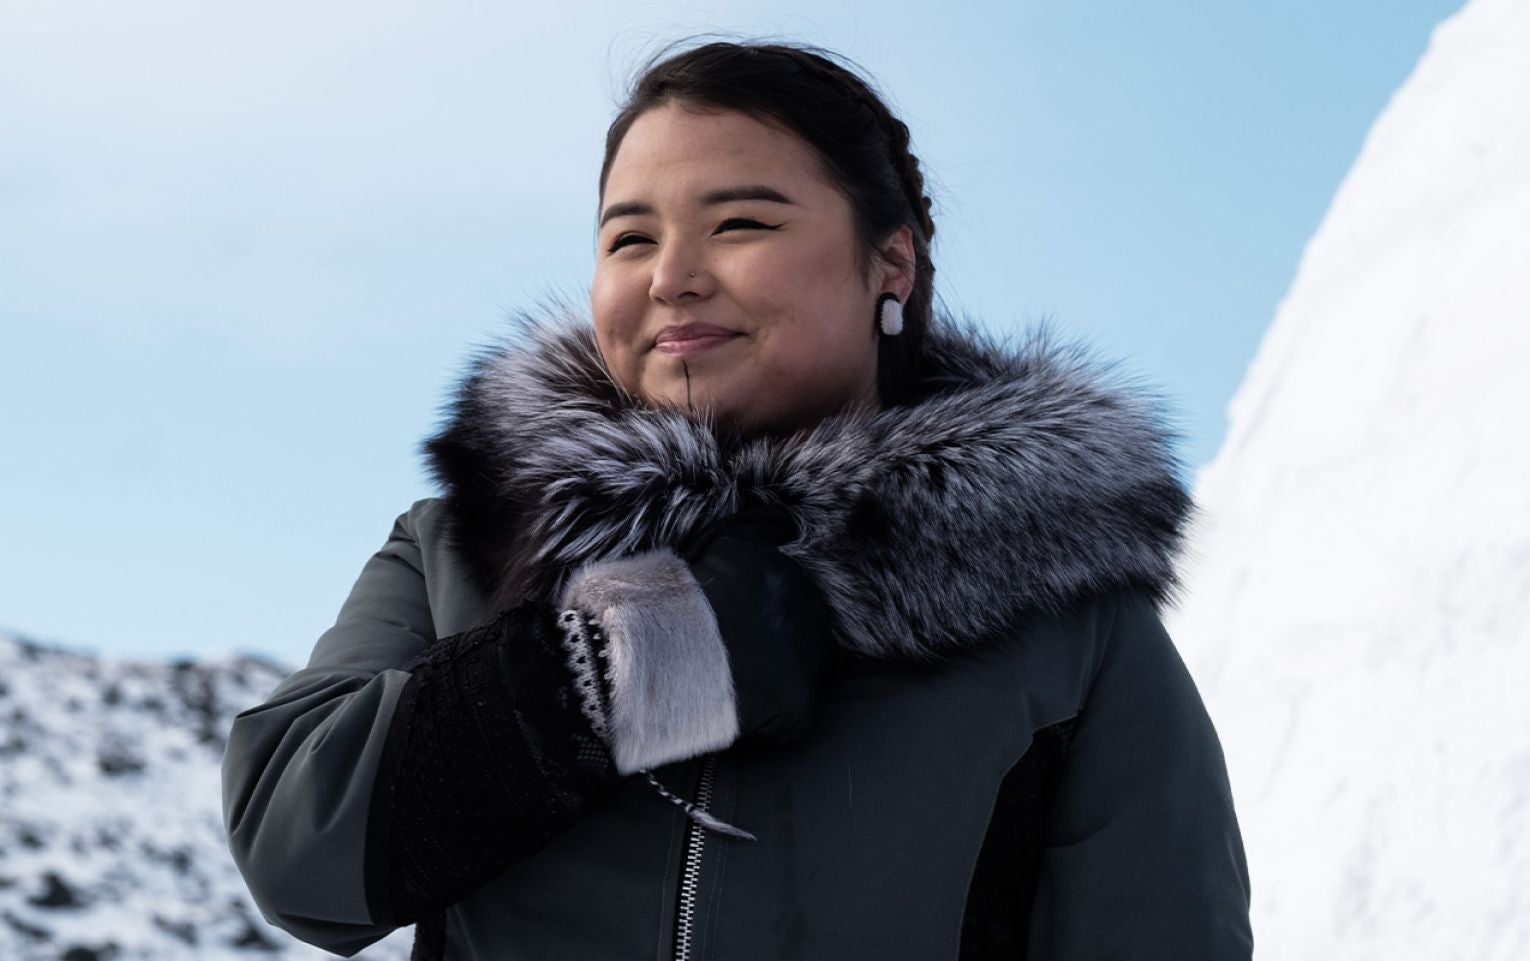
[0,631,413,961]
[1165,0,1530,956]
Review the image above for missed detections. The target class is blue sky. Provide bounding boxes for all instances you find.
[1,0,1465,664]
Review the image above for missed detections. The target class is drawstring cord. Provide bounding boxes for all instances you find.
[640,768,756,842]
[558,608,756,842]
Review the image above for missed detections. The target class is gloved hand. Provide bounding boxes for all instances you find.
[681,506,835,745]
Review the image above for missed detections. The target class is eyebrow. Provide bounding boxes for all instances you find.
[700,184,794,206]
[598,184,795,228]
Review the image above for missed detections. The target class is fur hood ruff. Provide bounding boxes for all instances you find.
[421,310,1194,661]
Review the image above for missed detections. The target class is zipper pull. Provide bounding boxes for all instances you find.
[642,769,757,842]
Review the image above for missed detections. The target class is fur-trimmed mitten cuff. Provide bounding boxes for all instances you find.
[558,549,740,775]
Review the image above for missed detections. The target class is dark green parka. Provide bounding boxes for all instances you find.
[222,316,1253,959]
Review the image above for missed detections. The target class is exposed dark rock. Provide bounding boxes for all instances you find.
[152,913,198,945]
[27,871,86,909]
[169,660,223,748]
[96,746,146,777]
[237,652,293,678]
[2,908,51,940]
[232,919,283,952]
[62,944,119,961]
[141,841,193,874]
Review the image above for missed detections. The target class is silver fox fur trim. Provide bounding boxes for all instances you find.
[422,307,1194,660]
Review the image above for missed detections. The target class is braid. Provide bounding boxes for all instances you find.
[782,48,935,244]
[882,116,936,242]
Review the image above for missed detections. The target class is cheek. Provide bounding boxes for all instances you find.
[770,246,873,347]
[751,289,875,398]
[745,236,863,321]
[590,276,637,363]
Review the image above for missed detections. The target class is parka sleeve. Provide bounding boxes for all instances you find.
[219,503,620,956]
[1025,590,1254,959]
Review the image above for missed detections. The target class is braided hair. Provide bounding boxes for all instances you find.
[600,41,938,408]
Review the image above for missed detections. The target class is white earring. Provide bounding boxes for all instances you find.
[877,294,904,336]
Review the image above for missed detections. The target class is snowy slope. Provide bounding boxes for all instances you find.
[0,632,413,961]
[1164,0,1530,957]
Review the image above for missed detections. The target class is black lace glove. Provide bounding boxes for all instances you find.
[682,507,835,745]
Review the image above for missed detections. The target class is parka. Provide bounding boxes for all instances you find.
[221,312,1254,960]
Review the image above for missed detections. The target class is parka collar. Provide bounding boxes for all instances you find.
[421,308,1193,660]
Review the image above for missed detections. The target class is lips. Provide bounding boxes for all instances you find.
[652,323,743,357]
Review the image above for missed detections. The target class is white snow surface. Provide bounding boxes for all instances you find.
[0,632,413,961]
[1164,0,1530,956]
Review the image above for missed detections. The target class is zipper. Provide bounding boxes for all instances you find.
[672,753,720,961]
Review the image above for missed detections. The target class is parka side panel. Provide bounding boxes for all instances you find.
[222,502,440,956]
[1026,591,1254,960]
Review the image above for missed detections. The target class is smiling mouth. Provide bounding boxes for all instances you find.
[652,331,742,357]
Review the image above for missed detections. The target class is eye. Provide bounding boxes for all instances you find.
[715,218,782,234]
[606,232,653,254]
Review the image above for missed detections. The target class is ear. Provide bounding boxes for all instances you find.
[874,225,917,301]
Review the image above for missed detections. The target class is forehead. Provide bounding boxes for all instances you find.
[604,103,836,201]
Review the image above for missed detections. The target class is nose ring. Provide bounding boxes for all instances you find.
[688,272,696,278]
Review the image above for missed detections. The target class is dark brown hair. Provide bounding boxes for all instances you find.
[600,41,938,408]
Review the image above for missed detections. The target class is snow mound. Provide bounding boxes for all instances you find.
[1166,0,1530,956]
[0,632,413,961]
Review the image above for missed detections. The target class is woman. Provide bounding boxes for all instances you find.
[223,41,1253,960]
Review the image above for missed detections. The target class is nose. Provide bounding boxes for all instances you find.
[649,241,711,304]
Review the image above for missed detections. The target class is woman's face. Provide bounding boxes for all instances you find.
[592,103,912,435]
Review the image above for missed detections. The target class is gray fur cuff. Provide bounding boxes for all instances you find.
[558,549,739,775]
